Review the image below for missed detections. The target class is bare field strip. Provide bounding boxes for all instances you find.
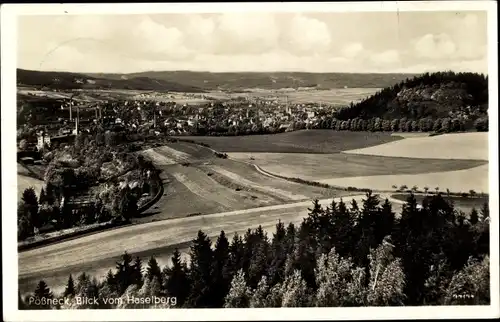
[344,132,488,160]
[319,164,489,194]
[227,152,487,181]
[135,166,227,222]
[170,166,279,209]
[139,148,177,166]
[177,130,402,153]
[208,165,309,201]
[156,145,193,162]
[20,194,385,296]
[211,158,353,200]
[165,141,215,160]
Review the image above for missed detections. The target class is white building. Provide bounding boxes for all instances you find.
[37,132,51,150]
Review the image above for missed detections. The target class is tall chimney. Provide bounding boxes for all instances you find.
[69,102,73,121]
[75,106,79,135]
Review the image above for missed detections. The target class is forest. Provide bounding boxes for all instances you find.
[333,71,488,124]
[21,192,490,309]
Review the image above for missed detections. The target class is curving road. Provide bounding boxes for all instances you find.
[18,193,404,295]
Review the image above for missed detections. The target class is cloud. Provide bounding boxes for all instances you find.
[282,14,332,55]
[16,12,488,74]
[214,13,280,55]
[371,49,401,65]
[413,33,457,60]
[341,43,365,59]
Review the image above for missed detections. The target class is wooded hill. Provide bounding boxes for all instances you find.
[334,71,489,122]
[18,68,415,92]
[91,71,416,91]
[17,69,204,93]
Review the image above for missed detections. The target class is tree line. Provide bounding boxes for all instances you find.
[310,115,488,133]
[21,193,490,309]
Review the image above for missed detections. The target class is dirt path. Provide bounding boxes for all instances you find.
[208,165,309,201]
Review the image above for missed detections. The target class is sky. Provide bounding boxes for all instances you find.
[17,11,489,74]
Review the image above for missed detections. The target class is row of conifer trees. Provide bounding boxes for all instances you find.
[21,193,490,309]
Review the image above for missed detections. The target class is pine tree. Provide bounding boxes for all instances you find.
[285,222,296,254]
[293,220,318,289]
[75,272,89,295]
[306,199,323,233]
[355,192,380,270]
[186,230,213,307]
[211,230,231,307]
[104,269,119,295]
[377,199,395,243]
[242,228,254,276]
[21,187,40,228]
[115,252,134,294]
[249,276,270,308]
[74,274,100,309]
[265,281,284,307]
[224,269,252,308]
[330,198,355,258]
[268,220,288,286]
[33,280,53,310]
[480,202,489,220]
[281,270,309,307]
[228,232,245,277]
[248,238,269,289]
[17,201,34,240]
[315,247,354,306]
[469,208,479,225]
[45,182,56,205]
[39,187,47,205]
[140,275,162,299]
[145,256,162,286]
[63,274,75,297]
[163,248,190,307]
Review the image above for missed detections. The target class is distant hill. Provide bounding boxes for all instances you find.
[334,71,488,121]
[88,71,416,91]
[16,69,204,93]
[19,69,416,92]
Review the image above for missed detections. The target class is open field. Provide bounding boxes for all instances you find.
[17,164,44,200]
[20,193,404,296]
[207,158,352,199]
[17,175,44,201]
[319,164,489,194]
[206,88,381,105]
[137,143,353,223]
[178,130,402,153]
[344,132,488,160]
[135,140,356,222]
[391,193,489,215]
[227,152,486,182]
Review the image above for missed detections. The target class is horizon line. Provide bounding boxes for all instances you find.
[17,67,490,76]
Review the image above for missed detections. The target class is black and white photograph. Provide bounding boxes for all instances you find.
[2,1,499,320]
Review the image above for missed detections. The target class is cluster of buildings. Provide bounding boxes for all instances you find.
[20,95,334,151]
